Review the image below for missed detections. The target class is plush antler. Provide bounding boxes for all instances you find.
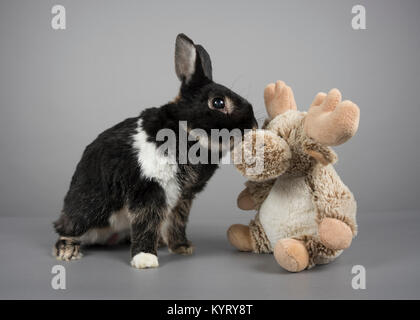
[304,89,360,146]
[264,80,297,119]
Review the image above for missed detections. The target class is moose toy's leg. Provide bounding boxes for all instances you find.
[227,218,272,253]
[310,164,358,251]
[227,224,253,252]
[318,217,353,250]
[274,239,309,273]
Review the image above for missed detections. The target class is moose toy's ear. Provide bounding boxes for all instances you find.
[175,33,212,84]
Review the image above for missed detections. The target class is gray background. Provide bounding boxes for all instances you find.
[0,0,419,299]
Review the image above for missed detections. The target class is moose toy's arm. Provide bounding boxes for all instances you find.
[234,129,291,182]
[234,81,297,182]
[236,179,276,211]
[234,81,299,210]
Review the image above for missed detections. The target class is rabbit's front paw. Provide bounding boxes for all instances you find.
[131,252,159,269]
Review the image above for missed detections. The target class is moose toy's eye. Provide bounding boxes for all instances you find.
[212,97,225,109]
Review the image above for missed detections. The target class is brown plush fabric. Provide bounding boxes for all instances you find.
[303,137,337,166]
[244,180,275,211]
[233,82,359,270]
[249,215,272,253]
[295,235,342,269]
[265,111,315,177]
[307,163,358,235]
[235,129,291,181]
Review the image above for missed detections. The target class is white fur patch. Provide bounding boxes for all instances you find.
[132,119,180,210]
[78,208,131,245]
[131,252,159,269]
[109,207,131,231]
[259,176,317,248]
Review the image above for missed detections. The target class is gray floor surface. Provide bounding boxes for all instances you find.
[0,210,419,299]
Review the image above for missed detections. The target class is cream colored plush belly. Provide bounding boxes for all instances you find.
[259,176,317,248]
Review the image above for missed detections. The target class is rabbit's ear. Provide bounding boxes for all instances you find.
[195,44,213,81]
[175,34,212,84]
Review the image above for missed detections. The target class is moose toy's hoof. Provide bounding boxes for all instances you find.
[274,239,309,272]
[318,218,353,250]
[227,224,253,252]
[237,188,256,211]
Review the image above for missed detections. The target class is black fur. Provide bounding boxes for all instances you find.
[53,34,257,266]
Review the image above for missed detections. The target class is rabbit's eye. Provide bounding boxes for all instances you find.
[208,96,232,114]
[212,97,225,109]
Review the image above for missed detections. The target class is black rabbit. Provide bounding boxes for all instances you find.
[53,34,257,268]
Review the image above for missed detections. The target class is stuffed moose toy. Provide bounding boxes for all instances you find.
[228,81,360,272]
